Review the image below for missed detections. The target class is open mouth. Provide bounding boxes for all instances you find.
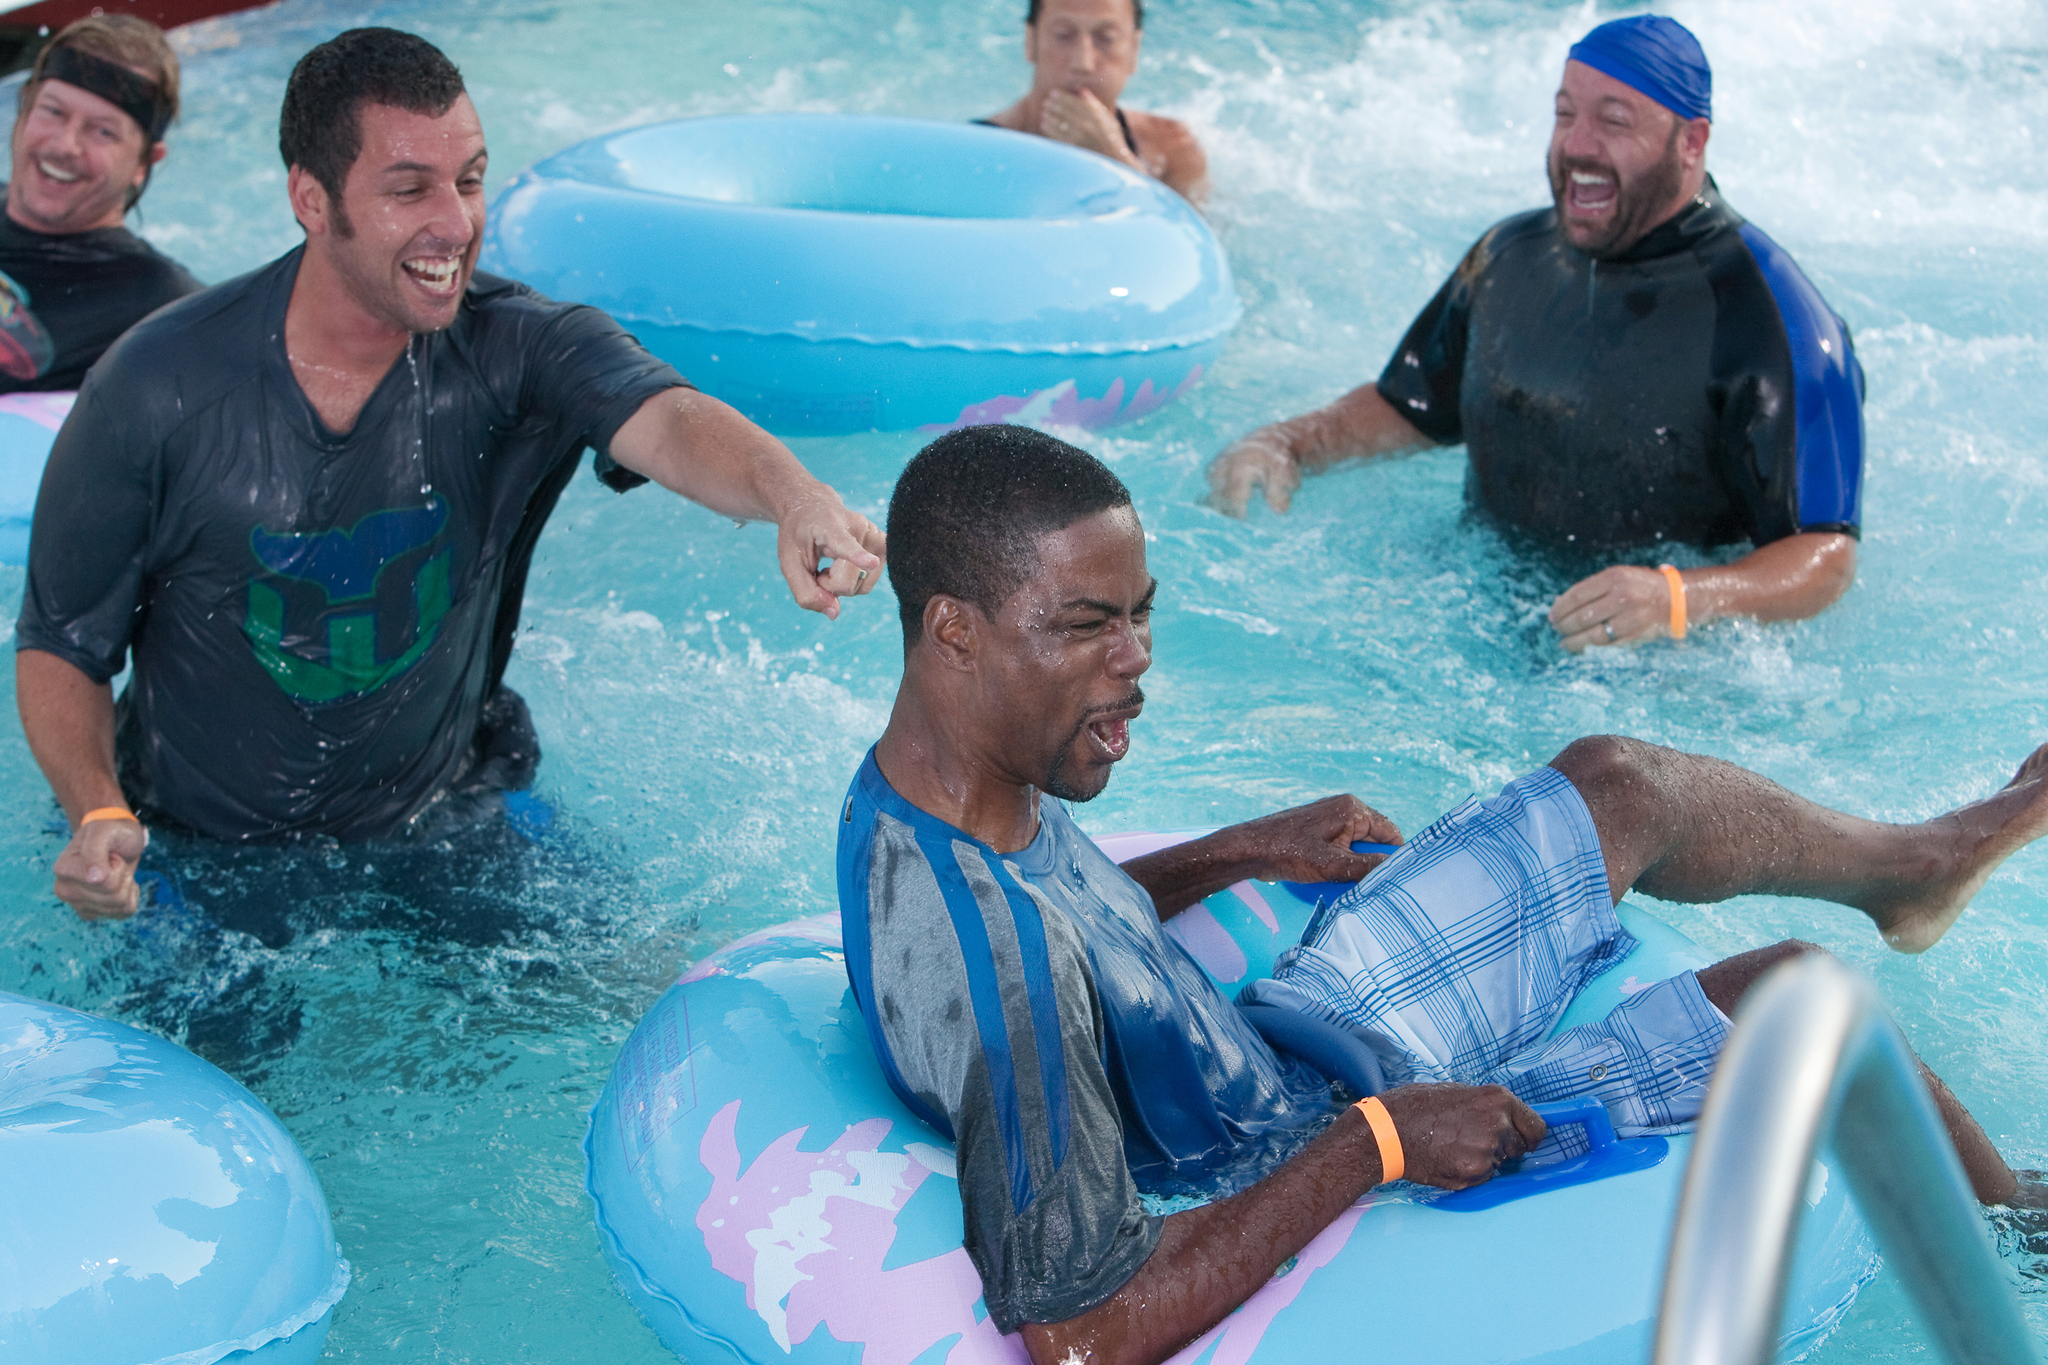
[1567,168,1617,215]
[1081,692,1143,763]
[1084,715,1132,761]
[402,255,464,295]
[34,157,81,185]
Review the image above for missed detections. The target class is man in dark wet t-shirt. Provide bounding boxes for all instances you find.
[15,28,884,921]
[0,16,201,391]
[1208,17,1865,651]
[846,427,2046,1365]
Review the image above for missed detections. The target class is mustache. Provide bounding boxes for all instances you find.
[1081,687,1146,721]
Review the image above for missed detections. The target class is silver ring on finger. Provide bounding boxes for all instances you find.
[1603,621,1617,642]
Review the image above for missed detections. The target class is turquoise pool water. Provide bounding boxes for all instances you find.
[2,0,2044,1359]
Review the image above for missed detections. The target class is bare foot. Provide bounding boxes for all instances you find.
[1874,744,2048,953]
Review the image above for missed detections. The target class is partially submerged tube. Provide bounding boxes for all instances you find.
[586,832,1878,1364]
[0,991,350,1364]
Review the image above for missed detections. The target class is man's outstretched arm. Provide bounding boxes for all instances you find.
[1119,795,1403,920]
[1206,383,1436,517]
[1022,1084,1545,1365]
[1548,532,1857,651]
[17,648,146,920]
[607,388,886,619]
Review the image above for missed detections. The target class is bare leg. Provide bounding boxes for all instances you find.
[1548,736,2048,953]
[1696,940,2040,1206]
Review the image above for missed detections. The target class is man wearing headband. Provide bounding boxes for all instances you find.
[14,28,883,921]
[1208,16,1864,651]
[978,0,1209,205]
[0,15,199,390]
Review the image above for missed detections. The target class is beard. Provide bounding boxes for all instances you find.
[1549,122,1687,259]
[1043,687,1144,802]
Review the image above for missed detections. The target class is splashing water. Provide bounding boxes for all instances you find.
[1,0,2044,1360]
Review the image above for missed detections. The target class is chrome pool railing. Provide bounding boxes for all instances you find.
[1653,952,2040,1365]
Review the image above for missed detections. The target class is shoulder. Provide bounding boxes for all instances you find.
[84,255,287,418]
[1127,108,1201,159]
[977,100,1030,132]
[118,231,204,300]
[1127,109,1208,201]
[1718,219,1846,332]
[1471,207,1557,269]
[454,269,638,351]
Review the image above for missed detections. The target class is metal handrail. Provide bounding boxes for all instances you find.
[1654,953,2040,1365]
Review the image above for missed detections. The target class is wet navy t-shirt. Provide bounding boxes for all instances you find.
[15,247,684,840]
[0,196,201,391]
[838,750,1337,1332]
[1376,181,1865,550]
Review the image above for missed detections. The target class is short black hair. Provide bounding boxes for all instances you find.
[1027,0,1142,29]
[888,425,1133,649]
[279,28,466,208]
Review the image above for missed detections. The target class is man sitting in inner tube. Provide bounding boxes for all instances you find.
[0,16,201,391]
[840,424,2048,1365]
[15,28,884,921]
[978,0,1209,206]
[1207,17,1861,651]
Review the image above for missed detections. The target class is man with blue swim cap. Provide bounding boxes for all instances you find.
[14,28,885,922]
[1209,16,1864,651]
[844,426,2045,1365]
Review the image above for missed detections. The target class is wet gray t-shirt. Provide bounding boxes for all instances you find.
[16,247,683,840]
[837,750,1336,1331]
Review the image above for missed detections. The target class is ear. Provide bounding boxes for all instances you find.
[1680,116,1710,171]
[287,163,333,238]
[922,595,982,671]
[146,141,167,168]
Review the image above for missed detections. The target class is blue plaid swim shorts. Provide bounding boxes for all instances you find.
[1239,766,1731,1157]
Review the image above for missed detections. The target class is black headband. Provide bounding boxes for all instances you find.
[40,45,172,143]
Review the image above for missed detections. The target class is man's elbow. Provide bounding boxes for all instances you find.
[1765,531,1857,622]
[1804,531,1858,615]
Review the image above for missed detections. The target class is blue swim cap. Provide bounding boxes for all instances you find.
[1567,15,1712,123]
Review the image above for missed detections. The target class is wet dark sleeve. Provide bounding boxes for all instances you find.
[1373,241,1485,446]
[1709,225,1866,544]
[858,823,1160,1333]
[520,302,691,493]
[15,385,154,681]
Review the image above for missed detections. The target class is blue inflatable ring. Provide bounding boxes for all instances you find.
[0,391,70,565]
[0,992,350,1364]
[586,830,1877,1365]
[483,114,1241,436]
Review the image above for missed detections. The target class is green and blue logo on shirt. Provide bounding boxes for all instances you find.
[242,498,453,704]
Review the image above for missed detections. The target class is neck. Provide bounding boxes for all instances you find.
[874,670,1041,854]
[3,190,123,235]
[285,239,412,378]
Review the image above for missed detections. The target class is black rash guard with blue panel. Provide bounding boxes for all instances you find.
[16,247,684,841]
[1376,180,1864,551]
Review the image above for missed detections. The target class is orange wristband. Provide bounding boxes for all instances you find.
[1658,564,1687,640]
[80,807,137,826]
[1353,1095,1404,1185]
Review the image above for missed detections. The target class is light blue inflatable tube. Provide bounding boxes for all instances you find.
[586,830,1877,1365]
[0,391,68,565]
[0,991,350,1364]
[482,115,1241,436]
